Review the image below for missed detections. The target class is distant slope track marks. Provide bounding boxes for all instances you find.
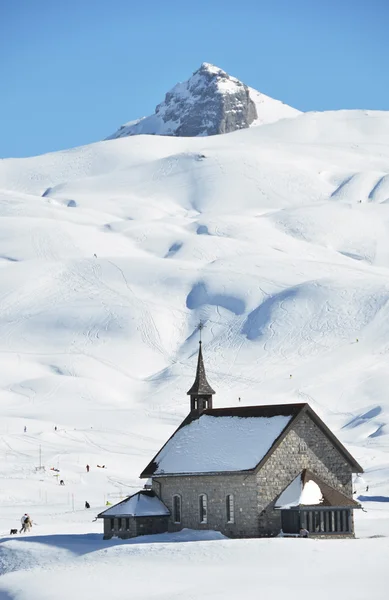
[105,260,168,359]
[242,288,297,342]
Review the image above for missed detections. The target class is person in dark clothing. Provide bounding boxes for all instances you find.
[20,514,32,533]
[299,528,309,538]
[86,465,90,473]
[85,501,90,509]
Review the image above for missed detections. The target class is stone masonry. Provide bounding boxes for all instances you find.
[152,412,355,538]
[103,515,169,540]
[256,412,354,535]
[152,472,258,538]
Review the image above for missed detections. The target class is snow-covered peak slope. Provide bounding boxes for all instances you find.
[107,62,300,139]
[1,109,389,532]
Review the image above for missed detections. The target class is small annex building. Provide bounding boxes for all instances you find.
[97,490,169,539]
[101,341,363,539]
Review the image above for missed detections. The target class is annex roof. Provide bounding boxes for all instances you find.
[275,469,361,509]
[97,490,170,518]
[140,403,363,478]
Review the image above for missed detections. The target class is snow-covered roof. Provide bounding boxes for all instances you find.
[141,404,363,478]
[275,470,361,509]
[98,491,170,518]
[141,405,302,476]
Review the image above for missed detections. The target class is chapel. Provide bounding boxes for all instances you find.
[98,341,362,539]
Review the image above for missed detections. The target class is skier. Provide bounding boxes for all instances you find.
[54,426,57,431]
[85,501,90,509]
[86,464,90,473]
[24,426,27,433]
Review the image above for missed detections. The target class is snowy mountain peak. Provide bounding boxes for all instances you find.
[185,61,242,86]
[106,64,301,139]
[194,62,228,76]
[198,62,224,74]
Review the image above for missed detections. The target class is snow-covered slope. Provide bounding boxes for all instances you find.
[0,109,389,564]
[1,531,387,600]
[107,63,300,139]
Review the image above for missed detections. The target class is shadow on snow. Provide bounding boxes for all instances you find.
[358,495,389,503]
[0,529,225,558]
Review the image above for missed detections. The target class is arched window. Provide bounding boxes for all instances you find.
[199,494,208,523]
[226,494,234,523]
[173,494,181,524]
[299,440,308,454]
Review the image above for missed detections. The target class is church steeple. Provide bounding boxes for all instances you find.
[187,340,215,414]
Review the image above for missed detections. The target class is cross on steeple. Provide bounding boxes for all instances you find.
[198,320,204,342]
[187,322,215,414]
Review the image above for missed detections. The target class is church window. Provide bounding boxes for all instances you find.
[173,494,181,523]
[226,494,234,523]
[299,440,308,454]
[199,494,208,523]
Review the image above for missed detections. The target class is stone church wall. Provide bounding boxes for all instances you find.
[152,472,259,538]
[256,412,355,535]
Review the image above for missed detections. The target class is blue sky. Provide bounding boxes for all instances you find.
[1,0,388,158]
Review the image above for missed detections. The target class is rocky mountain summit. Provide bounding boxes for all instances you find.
[106,63,300,139]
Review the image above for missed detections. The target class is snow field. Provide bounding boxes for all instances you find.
[0,532,387,600]
[0,109,389,597]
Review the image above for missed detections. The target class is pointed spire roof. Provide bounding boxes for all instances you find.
[187,342,215,396]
